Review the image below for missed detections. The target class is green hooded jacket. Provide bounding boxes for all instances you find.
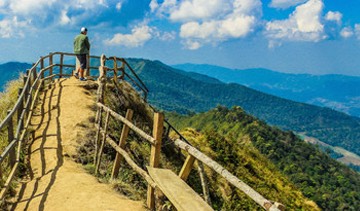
[73,33,90,54]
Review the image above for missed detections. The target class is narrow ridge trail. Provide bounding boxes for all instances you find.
[10,77,145,211]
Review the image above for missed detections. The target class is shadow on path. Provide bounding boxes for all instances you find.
[10,79,65,211]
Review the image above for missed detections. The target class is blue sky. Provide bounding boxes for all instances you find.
[0,0,359,76]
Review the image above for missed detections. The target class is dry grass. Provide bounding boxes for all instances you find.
[0,78,23,151]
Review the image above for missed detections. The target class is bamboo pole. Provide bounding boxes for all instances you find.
[179,154,196,181]
[174,139,283,211]
[147,112,164,210]
[95,111,110,175]
[111,109,134,179]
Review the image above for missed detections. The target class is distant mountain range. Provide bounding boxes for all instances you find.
[1,60,360,168]
[125,59,360,165]
[0,62,32,92]
[173,64,360,118]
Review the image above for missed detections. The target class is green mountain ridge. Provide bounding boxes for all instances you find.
[167,106,360,210]
[126,59,360,161]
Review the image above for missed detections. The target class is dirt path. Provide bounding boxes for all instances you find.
[10,77,145,211]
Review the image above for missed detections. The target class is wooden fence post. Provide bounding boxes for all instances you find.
[49,53,53,81]
[40,57,44,79]
[60,54,64,78]
[111,109,134,179]
[94,107,103,164]
[179,154,196,181]
[147,112,164,210]
[86,53,90,77]
[17,88,24,131]
[95,111,110,175]
[7,110,16,167]
[197,161,212,205]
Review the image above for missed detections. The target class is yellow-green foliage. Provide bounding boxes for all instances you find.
[0,78,23,151]
[177,128,320,210]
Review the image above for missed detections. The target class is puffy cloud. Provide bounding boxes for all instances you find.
[265,0,326,43]
[150,0,159,13]
[60,10,71,25]
[0,16,29,38]
[340,27,353,39]
[116,2,122,11]
[325,11,342,24]
[104,24,154,47]
[169,0,226,22]
[155,0,261,49]
[269,0,307,9]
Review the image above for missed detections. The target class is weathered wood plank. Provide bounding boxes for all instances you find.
[147,112,164,210]
[174,139,283,211]
[148,167,213,211]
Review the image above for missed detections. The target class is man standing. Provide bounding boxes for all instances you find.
[74,27,90,81]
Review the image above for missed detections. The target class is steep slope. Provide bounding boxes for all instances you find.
[86,79,319,210]
[127,59,360,159]
[173,63,360,117]
[167,106,360,210]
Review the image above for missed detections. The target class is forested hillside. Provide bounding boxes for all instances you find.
[167,106,360,210]
[173,63,360,118]
[127,59,360,160]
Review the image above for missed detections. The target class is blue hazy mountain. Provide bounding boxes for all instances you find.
[172,63,360,118]
[0,62,32,92]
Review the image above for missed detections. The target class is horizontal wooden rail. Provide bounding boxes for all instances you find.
[100,128,157,188]
[96,103,156,145]
[174,139,283,211]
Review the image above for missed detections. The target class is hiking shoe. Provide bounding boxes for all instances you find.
[74,72,79,79]
[79,77,87,81]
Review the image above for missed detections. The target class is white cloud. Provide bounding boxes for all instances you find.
[150,0,159,12]
[155,0,261,49]
[325,11,342,24]
[9,0,57,15]
[269,0,307,9]
[340,27,353,39]
[60,10,71,25]
[0,16,29,38]
[265,0,326,43]
[184,40,201,50]
[158,31,176,41]
[104,24,154,47]
[169,0,226,22]
[116,2,122,11]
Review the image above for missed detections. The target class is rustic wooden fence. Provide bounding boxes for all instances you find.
[94,55,284,211]
[0,52,284,210]
[0,52,147,202]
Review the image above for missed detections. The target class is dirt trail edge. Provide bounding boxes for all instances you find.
[10,77,145,211]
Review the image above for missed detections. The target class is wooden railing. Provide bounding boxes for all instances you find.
[0,52,148,202]
[0,52,284,210]
[95,56,284,211]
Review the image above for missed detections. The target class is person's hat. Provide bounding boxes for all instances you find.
[80,27,88,33]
